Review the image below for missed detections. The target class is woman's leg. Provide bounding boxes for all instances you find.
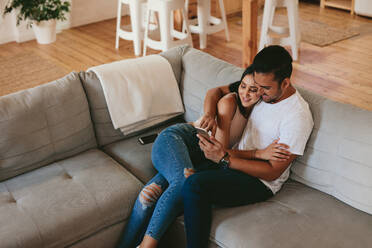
[117,173,168,248]
[143,123,211,241]
[182,169,274,248]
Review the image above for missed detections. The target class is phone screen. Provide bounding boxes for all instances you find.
[195,127,211,140]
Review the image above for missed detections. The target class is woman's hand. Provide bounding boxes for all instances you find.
[194,114,217,136]
[256,139,291,161]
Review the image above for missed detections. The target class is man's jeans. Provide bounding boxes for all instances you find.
[182,169,274,248]
[117,123,215,248]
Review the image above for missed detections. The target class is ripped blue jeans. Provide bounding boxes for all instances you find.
[117,123,215,248]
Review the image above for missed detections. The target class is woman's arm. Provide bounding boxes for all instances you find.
[214,93,238,148]
[196,85,232,135]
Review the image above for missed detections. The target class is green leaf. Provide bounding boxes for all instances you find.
[2,0,71,27]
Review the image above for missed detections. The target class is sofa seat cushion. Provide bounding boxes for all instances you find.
[211,180,372,248]
[167,180,372,248]
[0,149,142,248]
[102,118,184,184]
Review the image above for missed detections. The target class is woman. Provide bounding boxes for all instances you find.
[117,68,290,248]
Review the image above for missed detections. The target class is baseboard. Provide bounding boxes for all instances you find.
[0,34,15,45]
[15,29,36,43]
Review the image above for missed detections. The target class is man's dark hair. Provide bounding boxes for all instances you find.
[252,45,293,84]
[228,46,292,116]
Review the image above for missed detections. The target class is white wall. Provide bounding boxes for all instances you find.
[355,0,372,17]
[0,12,16,44]
[70,0,128,27]
[0,0,128,45]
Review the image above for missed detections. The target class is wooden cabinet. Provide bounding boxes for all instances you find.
[320,0,355,15]
[177,0,246,30]
[187,0,245,18]
[213,0,243,17]
[187,0,198,18]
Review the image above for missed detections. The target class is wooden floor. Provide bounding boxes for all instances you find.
[1,1,372,111]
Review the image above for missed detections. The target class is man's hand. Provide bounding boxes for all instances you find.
[256,139,291,161]
[197,114,217,136]
[197,135,225,163]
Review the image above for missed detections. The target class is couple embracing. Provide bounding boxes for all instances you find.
[118,45,314,248]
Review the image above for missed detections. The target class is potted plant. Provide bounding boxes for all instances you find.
[3,0,71,44]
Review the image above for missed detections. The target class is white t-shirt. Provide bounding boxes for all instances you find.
[237,90,314,194]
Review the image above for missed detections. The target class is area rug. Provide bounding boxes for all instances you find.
[0,52,68,96]
[257,14,360,47]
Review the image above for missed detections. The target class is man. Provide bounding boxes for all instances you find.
[182,45,314,248]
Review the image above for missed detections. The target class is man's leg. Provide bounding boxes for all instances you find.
[182,169,273,248]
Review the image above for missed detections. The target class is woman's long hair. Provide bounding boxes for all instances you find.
[228,65,254,118]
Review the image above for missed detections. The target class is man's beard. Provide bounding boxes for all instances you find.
[262,89,282,103]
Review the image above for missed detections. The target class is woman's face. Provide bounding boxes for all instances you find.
[238,74,260,108]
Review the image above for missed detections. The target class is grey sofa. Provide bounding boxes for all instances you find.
[0,45,371,248]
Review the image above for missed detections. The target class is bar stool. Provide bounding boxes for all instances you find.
[184,0,230,49]
[259,0,301,60]
[143,0,193,56]
[115,0,147,56]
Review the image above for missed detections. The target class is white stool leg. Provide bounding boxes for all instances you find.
[259,0,275,51]
[182,0,190,33]
[129,0,143,56]
[170,10,175,35]
[143,8,151,56]
[159,6,171,51]
[115,0,122,49]
[184,0,190,15]
[286,0,299,60]
[269,2,276,29]
[218,0,230,41]
[295,0,301,55]
[181,7,194,47]
[197,0,209,49]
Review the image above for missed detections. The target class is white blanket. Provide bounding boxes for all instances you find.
[88,55,184,135]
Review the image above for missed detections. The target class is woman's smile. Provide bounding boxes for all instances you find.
[240,95,252,106]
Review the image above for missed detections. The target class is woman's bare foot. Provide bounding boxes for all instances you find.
[138,235,158,248]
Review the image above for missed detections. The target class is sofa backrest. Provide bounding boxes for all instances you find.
[180,48,244,122]
[79,46,187,147]
[292,87,372,215]
[0,72,97,182]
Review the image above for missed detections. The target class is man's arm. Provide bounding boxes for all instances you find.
[228,154,297,181]
[227,139,290,161]
[198,135,296,181]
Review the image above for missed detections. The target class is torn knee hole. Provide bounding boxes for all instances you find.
[139,183,163,208]
[184,168,196,178]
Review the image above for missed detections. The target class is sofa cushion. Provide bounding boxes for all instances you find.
[292,86,372,214]
[0,149,142,248]
[78,69,125,147]
[102,117,184,184]
[0,72,97,182]
[166,180,372,248]
[181,48,244,122]
[69,221,126,248]
[79,46,187,147]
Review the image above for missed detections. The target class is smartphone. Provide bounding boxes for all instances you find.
[138,133,158,145]
[195,127,211,141]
